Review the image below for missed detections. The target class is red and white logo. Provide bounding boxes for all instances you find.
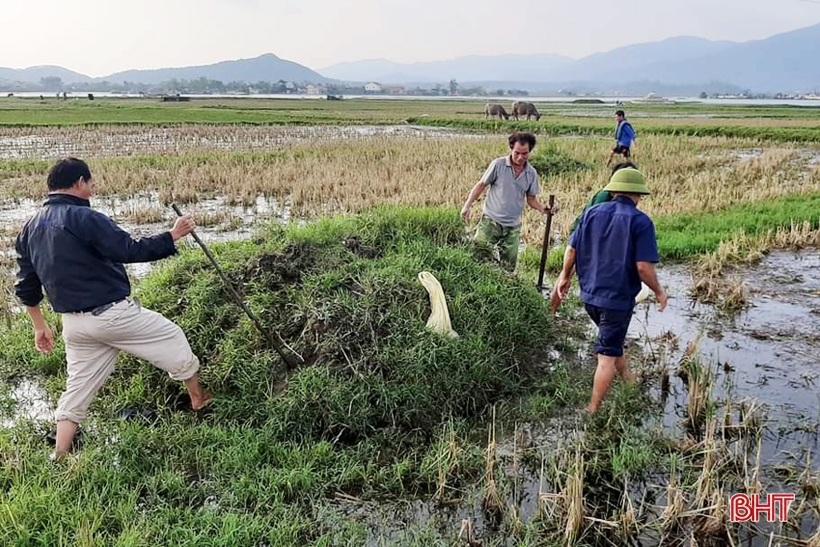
[730,494,795,523]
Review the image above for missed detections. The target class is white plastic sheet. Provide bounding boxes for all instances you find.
[418,271,459,338]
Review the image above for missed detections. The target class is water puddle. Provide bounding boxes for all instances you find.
[636,250,820,462]
[0,379,52,428]
[0,192,291,279]
[735,149,765,162]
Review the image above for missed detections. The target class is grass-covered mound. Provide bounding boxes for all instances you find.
[528,145,592,178]
[0,206,570,545]
[131,206,559,440]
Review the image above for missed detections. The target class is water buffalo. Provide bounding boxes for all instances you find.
[484,103,510,120]
[511,101,541,121]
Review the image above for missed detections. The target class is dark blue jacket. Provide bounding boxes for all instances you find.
[15,194,177,313]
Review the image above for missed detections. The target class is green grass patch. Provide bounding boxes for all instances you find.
[2,98,820,146]
[654,192,820,259]
[529,146,592,178]
[532,193,820,264]
[408,117,820,144]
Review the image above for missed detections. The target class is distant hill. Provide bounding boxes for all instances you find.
[630,23,820,91]
[318,54,573,84]
[2,22,820,93]
[317,38,736,85]
[103,54,329,84]
[0,65,91,84]
[552,36,737,83]
[0,54,329,89]
[319,23,820,92]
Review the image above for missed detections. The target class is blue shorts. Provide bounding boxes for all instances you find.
[584,304,633,357]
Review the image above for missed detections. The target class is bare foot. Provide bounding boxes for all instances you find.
[586,403,598,414]
[192,391,213,410]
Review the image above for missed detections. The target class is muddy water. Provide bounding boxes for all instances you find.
[0,379,52,428]
[0,192,290,279]
[0,125,479,160]
[637,251,820,464]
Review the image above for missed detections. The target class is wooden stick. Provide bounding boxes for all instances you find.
[536,195,556,291]
[170,203,301,369]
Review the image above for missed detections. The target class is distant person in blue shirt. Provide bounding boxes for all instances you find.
[556,167,667,413]
[606,110,636,167]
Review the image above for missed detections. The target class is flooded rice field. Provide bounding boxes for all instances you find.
[0,192,290,278]
[0,123,817,544]
[639,252,820,463]
[0,124,479,160]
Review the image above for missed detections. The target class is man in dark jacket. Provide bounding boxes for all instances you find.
[15,158,212,459]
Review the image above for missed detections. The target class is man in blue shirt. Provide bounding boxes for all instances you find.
[606,110,636,167]
[556,167,667,413]
[549,161,637,314]
[15,158,213,459]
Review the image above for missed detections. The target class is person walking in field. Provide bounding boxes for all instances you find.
[15,158,212,459]
[461,131,557,271]
[555,167,667,413]
[606,110,636,167]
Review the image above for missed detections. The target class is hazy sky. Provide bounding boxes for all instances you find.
[2,0,819,76]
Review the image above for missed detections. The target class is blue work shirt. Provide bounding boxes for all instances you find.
[15,194,177,313]
[569,196,659,311]
[615,120,635,148]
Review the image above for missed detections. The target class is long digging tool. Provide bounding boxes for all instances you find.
[535,195,556,293]
[170,204,301,369]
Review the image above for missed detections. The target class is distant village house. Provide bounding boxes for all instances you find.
[364,82,383,93]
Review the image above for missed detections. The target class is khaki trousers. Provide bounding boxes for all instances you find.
[56,300,200,424]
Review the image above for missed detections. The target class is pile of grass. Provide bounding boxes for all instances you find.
[130,206,558,439]
[528,145,592,178]
[0,206,567,544]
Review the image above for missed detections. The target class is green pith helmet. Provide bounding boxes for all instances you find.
[603,167,650,195]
